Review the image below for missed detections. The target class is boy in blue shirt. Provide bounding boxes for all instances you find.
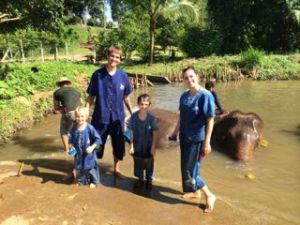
[69,107,102,188]
[86,46,133,178]
[127,94,158,190]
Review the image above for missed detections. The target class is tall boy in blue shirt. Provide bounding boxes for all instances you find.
[86,46,133,178]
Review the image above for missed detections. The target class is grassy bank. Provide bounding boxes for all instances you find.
[0,61,98,143]
[121,53,300,80]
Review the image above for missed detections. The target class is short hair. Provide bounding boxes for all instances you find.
[205,81,215,89]
[137,93,151,105]
[182,66,196,75]
[75,106,89,117]
[108,45,123,56]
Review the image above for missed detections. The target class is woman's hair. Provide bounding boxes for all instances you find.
[75,106,89,117]
[137,93,151,105]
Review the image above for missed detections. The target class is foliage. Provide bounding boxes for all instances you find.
[121,53,300,80]
[156,17,188,53]
[95,12,148,60]
[125,0,198,65]
[207,0,300,54]
[0,61,98,142]
[240,47,265,68]
[0,0,64,33]
[181,26,222,57]
[0,62,97,100]
[107,0,128,23]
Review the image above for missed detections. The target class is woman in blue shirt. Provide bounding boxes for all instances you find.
[170,66,217,213]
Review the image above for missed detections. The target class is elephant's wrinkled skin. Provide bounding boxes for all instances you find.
[212,110,264,161]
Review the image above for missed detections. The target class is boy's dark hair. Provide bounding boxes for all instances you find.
[108,45,123,56]
[137,93,151,105]
[182,66,196,74]
[205,81,215,89]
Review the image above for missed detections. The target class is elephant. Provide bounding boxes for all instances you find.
[150,108,179,148]
[212,110,264,161]
[149,109,264,161]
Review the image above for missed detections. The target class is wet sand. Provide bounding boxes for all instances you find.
[0,115,239,225]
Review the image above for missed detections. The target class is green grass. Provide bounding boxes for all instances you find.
[0,61,98,143]
[121,53,300,80]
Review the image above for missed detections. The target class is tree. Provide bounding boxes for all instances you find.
[125,0,198,65]
[207,0,300,53]
[0,0,64,33]
[64,0,105,26]
[107,0,128,23]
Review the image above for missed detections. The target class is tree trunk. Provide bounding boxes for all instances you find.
[148,14,156,66]
[40,42,44,62]
[65,42,69,59]
[19,40,25,63]
[54,44,58,60]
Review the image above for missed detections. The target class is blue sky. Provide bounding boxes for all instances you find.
[105,2,113,22]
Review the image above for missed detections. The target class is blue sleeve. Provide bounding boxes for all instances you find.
[150,115,158,131]
[87,71,98,96]
[212,91,224,113]
[123,73,132,96]
[203,93,215,118]
[90,125,102,147]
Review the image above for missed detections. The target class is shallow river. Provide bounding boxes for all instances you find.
[1,80,299,225]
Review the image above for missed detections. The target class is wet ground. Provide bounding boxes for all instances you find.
[0,114,249,225]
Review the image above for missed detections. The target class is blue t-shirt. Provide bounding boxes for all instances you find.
[128,111,158,156]
[87,67,132,125]
[179,88,215,142]
[69,123,102,170]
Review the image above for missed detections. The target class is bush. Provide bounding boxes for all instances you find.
[181,27,222,58]
[240,47,265,68]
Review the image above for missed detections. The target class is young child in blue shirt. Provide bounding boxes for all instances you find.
[69,107,102,188]
[127,94,158,190]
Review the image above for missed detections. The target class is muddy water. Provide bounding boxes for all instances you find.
[1,80,300,225]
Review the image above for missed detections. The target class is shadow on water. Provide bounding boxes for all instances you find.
[14,136,61,153]
[281,124,300,140]
[18,158,196,207]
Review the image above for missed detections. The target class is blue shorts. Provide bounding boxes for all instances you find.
[93,120,125,160]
